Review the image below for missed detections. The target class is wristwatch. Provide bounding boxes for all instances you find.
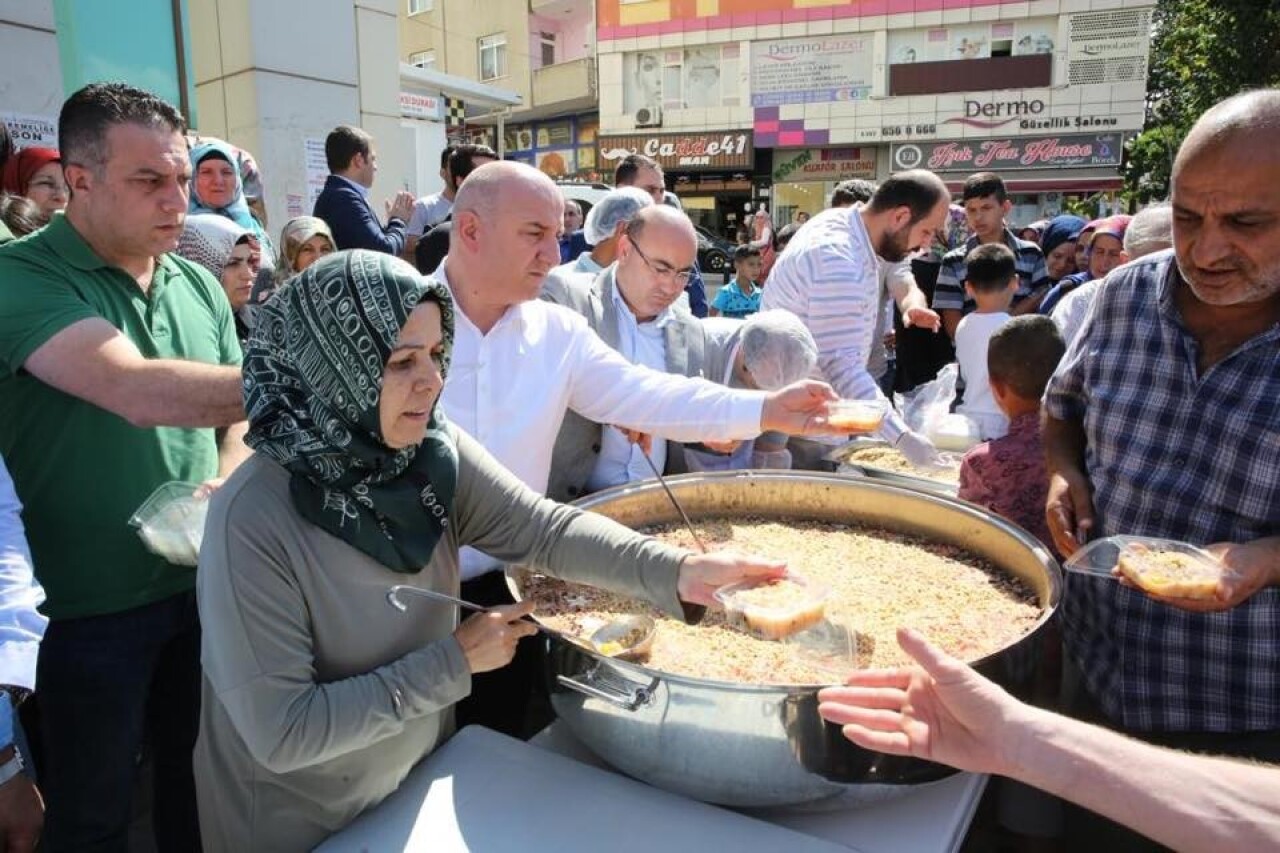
[0,746,23,786]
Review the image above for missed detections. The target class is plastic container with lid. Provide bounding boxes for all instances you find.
[1064,535,1233,599]
[129,481,209,567]
[714,574,829,640]
[825,399,889,434]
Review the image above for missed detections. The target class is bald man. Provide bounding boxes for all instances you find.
[1043,90,1280,848]
[544,206,718,500]
[434,161,839,735]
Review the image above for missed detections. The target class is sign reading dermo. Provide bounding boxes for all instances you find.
[750,35,875,107]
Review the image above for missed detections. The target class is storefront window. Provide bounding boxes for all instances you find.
[771,182,830,227]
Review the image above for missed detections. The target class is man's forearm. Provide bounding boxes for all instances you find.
[129,360,245,428]
[941,309,962,341]
[1041,411,1086,477]
[897,284,928,315]
[1006,707,1280,852]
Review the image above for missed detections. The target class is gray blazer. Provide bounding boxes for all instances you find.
[543,265,710,503]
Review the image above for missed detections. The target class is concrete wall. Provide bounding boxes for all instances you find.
[0,0,65,126]
[192,0,409,237]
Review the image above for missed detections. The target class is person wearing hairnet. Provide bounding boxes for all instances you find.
[687,311,820,471]
[542,187,654,303]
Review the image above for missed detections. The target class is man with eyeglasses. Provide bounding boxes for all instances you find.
[545,205,722,500]
[613,154,709,317]
[433,161,843,737]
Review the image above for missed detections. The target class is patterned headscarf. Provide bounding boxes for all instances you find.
[273,216,336,283]
[243,250,458,573]
[176,213,252,281]
[929,203,972,259]
[189,140,273,257]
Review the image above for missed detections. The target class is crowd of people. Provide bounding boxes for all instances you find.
[0,78,1276,853]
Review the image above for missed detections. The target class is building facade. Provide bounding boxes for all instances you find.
[595,0,1152,236]
[400,0,603,179]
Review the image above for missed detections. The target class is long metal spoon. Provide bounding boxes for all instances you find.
[638,445,708,553]
[385,584,654,658]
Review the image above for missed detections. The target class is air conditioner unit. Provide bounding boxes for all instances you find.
[635,105,662,128]
[515,129,533,150]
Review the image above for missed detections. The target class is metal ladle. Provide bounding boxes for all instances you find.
[386,584,656,661]
[638,445,707,553]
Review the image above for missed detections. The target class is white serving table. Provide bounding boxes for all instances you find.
[318,724,986,853]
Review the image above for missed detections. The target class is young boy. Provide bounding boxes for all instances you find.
[710,245,763,319]
[958,315,1066,554]
[932,172,1049,340]
[955,243,1019,440]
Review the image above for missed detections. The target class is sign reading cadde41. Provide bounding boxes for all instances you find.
[598,130,753,172]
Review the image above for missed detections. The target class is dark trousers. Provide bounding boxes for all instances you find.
[35,591,202,853]
[454,571,551,739]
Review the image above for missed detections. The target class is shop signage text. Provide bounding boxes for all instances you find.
[891,133,1124,172]
[399,91,442,121]
[750,35,875,107]
[772,148,876,183]
[598,131,753,171]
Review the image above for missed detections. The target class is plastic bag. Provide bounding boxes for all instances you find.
[896,363,958,434]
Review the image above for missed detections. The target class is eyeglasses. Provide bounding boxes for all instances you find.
[629,239,693,285]
[29,179,68,195]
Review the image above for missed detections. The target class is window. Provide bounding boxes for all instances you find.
[407,0,432,14]
[540,32,557,67]
[479,33,507,81]
[409,50,435,69]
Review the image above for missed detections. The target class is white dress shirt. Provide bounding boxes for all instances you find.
[436,264,766,579]
[0,454,47,691]
[587,286,674,491]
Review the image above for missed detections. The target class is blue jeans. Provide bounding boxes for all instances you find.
[35,591,202,853]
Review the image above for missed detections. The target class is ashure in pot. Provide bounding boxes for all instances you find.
[507,471,1061,809]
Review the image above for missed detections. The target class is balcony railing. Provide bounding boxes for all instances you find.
[532,56,595,107]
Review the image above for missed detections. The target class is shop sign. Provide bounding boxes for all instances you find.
[750,35,875,107]
[398,91,442,121]
[1068,35,1148,63]
[890,133,1125,172]
[598,130,753,172]
[772,148,877,183]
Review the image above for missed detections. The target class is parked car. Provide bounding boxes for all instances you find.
[695,225,734,274]
[555,181,611,221]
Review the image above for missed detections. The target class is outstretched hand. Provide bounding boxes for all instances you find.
[817,628,1029,777]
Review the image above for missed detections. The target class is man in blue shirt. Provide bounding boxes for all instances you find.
[312,125,416,255]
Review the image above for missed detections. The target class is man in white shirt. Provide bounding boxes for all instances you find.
[436,161,839,736]
[762,170,951,468]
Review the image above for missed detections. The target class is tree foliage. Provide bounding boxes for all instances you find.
[1124,0,1280,203]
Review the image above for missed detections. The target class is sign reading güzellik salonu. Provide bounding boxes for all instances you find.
[598,131,754,171]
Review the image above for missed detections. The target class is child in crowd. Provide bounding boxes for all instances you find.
[710,245,764,319]
[957,315,1066,554]
[955,243,1019,440]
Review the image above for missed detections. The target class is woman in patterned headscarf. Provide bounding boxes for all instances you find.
[189,139,275,266]
[193,250,778,852]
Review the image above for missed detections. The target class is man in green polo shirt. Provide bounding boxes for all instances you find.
[0,83,247,852]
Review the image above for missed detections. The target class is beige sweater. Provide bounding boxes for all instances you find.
[194,429,691,852]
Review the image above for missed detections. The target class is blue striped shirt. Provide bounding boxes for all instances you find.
[932,229,1048,313]
[761,205,907,442]
[1044,250,1280,732]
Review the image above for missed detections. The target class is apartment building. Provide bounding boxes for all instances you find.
[595,0,1152,237]
[400,0,603,180]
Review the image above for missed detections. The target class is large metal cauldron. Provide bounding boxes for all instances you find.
[507,471,1061,809]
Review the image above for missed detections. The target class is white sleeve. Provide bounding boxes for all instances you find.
[405,199,430,237]
[565,322,766,440]
[0,456,47,691]
[807,247,908,442]
[883,258,915,303]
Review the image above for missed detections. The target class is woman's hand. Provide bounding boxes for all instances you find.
[677,551,787,607]
[453,602,538,674]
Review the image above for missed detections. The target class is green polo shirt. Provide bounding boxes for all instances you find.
[0,215,241,619]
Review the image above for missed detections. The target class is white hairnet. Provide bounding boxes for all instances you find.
[584,187,654,245]
[739,309,818,391]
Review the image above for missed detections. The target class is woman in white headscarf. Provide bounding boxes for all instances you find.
[176,213,261,341]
